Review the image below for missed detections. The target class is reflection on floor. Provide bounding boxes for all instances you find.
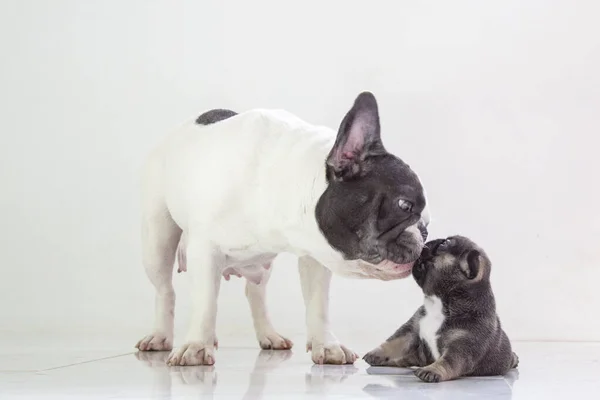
[1,339,599,399]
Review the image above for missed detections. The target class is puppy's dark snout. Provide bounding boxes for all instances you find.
[419,245,432,260]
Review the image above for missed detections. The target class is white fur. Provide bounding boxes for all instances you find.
[419,296,445,360]
[137,109,426,365]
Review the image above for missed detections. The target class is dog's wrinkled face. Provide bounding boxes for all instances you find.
[412,235,491,296]
[316,92,429,280]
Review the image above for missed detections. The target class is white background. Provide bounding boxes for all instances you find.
[1,0,598,347]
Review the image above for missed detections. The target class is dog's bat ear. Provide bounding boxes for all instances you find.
[326,92,387,181]
[460,250,482,280]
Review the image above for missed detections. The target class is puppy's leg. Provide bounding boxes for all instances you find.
[511,352,519,369]
[363,332,423,367]
[245,264,293,350]
[414,339,477,383]
[167,237,222,366]
[135,208,181,352]
[364,310,426,367]
[298,256,358,365]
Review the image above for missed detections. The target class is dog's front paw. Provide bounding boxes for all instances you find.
[257,331,293,350]
[307,341,358,365]
[167,342,216,366]
[415,367,442,383]
[363,346,393,366]
[135,333,173,351]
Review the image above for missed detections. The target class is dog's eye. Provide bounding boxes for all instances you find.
[398,199,413,212]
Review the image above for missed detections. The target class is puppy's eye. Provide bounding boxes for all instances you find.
[398,199,413,212]
[439,239,451,250]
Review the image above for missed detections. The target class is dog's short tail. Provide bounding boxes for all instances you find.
[511,352,519,369]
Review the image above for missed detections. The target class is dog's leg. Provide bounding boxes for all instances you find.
[135,208,181,352]
[298,256,358,365]
[167,237,222,366]
[245,264,293,350]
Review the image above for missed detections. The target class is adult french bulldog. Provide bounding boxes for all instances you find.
[135,92,430,366]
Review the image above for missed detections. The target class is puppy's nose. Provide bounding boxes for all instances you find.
[420,245,432,260]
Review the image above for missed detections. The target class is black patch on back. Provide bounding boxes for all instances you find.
[196,109,238,125]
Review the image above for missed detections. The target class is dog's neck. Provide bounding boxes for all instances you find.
[268,124,339,260]
[255,118,368,276]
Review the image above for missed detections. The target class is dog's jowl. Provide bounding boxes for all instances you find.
[363,235,518,382]
[135,92,429,366]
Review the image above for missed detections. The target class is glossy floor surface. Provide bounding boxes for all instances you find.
[1,337,599,399]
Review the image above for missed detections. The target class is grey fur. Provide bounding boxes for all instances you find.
[196,108,238,125]
[363,235,518,382]
[316,92,427,266]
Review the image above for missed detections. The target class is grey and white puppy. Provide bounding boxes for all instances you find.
[363,235,518,382]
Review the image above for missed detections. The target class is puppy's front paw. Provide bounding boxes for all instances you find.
[308,342,358,365]
[363,346,393,366]
[167,342,215,366]
[415,367,442,383]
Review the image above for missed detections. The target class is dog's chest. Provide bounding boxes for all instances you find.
[419,296,445,360]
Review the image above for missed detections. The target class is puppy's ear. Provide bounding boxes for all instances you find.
[326,92,386,181]
[460,250,483,280]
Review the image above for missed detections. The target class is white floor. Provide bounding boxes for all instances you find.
[1,336,599,399]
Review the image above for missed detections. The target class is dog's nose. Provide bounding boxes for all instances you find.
[418,222,428,242]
